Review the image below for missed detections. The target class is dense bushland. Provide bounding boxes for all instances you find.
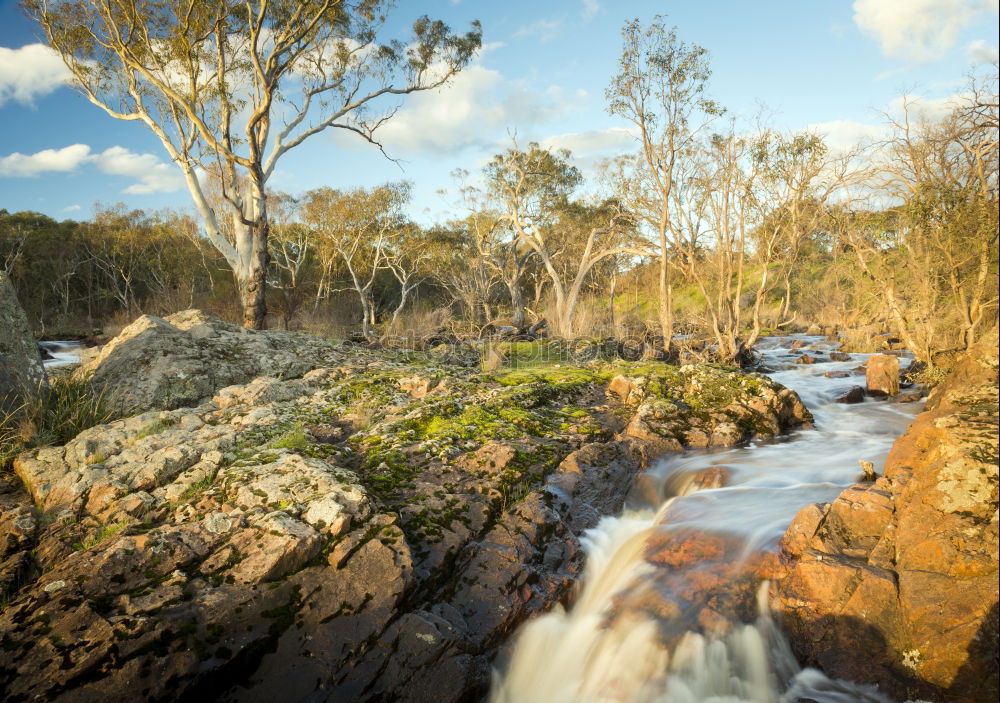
[2,21,996,368]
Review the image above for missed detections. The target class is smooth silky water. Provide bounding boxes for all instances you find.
[490,336,919,703]
[40,340,84,368]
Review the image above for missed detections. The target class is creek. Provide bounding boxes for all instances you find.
[490,335,920,703]
[39,340,83,367]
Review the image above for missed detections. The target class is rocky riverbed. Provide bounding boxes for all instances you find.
[771,331,999,702]
[0,311,812,702]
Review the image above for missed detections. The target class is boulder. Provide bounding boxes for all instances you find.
[893,389,925,404]
[772,331,999,702]
[866,354,900,397]
[835,386,866,404]
[829,351,851,362]
[0,324,818,703]
[795,353,820,365]
[0,273,47,413]
[398,375,439,398]
[73,309,343,414]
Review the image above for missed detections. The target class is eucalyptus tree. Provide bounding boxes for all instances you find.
[448,168,532,328]
[750,131,840,323]
[267,192,317,330]
[486,143,646,336]
[841,79,999,365]
[607,16,722,349]
[300,183,410,340]
[27,0,481,328]
[424,216,501,324]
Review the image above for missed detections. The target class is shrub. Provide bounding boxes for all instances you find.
[0,376,114,471]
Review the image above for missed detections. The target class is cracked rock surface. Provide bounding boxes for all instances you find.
[771,331,999,703]
[0,312,812,703]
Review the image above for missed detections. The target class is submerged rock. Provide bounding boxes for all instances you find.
[772,332,999,702]
[835,386,866,404]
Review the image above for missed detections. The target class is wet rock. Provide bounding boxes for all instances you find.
[795,353,821,365]
[0,310,819,703]
[829,351,851,362]
[835,386,866,404]
[824,370,850,378]
[772,331,999,702]
[893,389,925,404]
[623,528,767,645]
[866,354,900,397]
[551,441,642,532]
[687,465,731,492]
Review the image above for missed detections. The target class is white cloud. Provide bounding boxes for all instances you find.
[367,59,581,156]
[968,39,1000,64]
[540,127,636,157]
[0,144,91,176]
[0,43,72,106]
[91,146,185,194]
[62,204,81,212]
[0,143,184,194]
[806,120,886,152]
[853,0,999,62]
[887,92,970,122]
[539,127,637,179]
[582,0,600,20]
[805,89,973,153]
[514,18,563,44]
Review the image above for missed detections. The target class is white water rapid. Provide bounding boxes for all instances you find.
[40,340,83,367]
[490,335,919,703]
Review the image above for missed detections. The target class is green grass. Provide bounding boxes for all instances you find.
[1,376,115,471]
[74,520,129,551]
[136,417,176,439]
[270,426,309,451]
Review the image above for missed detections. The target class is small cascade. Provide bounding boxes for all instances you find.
[39,340,83,367]
[490,335,917,703]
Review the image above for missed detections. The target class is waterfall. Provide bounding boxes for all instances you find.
[491,335,915,703]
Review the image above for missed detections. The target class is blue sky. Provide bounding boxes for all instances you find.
[1,0,997,224]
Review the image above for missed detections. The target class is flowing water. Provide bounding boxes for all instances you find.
[40,340,83,368]
[490,335,920,703]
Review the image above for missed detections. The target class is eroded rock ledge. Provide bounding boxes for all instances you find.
[771,332,999,702]
[0,312,810,703]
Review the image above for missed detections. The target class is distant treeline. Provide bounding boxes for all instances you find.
[2,70,996,367]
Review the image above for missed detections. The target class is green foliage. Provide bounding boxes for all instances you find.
[136,417,176,439]
[1,376,114,471]
[74,520,129,551]
[270,426,309,451]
